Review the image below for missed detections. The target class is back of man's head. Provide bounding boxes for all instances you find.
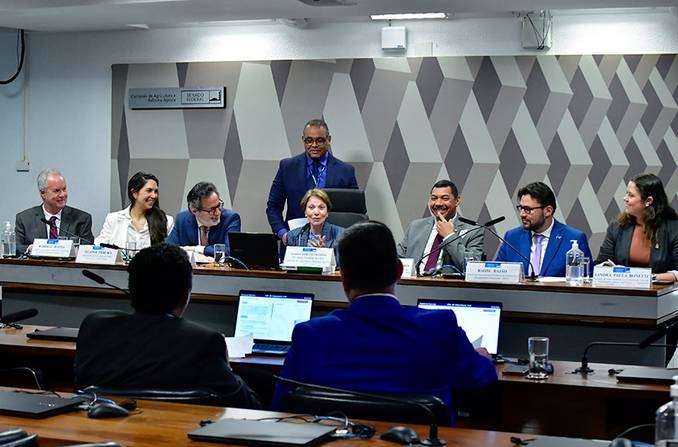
[338,221,399,291]
[128,243,193,315]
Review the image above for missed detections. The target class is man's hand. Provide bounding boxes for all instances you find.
[282,233,288,246]
[475,347,492,360]
[435,212,455,238]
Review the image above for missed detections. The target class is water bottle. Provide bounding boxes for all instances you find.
[656,375,678,446]
[565,240,584,286]
[1,221,16,258]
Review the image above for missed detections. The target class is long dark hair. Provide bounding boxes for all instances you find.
[127,172,168,245]
[619,173,677,241]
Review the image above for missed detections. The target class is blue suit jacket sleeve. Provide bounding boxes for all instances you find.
[266,159,290,237]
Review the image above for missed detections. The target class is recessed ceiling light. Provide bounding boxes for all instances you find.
[370,12,448,21]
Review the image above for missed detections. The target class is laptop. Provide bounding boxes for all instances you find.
[188,418,336,447]
[228,232,280,270]
[417,299,503,355]
[525,438,609,447]
[0,390,84,419]
[616,366,678,384]
[26,327,79,342]
[234,290,314,355]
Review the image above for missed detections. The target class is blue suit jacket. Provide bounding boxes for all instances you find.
[271,295,497,424]
[166,209,241,257]
[495,219,593,277]
[266,152,358,236]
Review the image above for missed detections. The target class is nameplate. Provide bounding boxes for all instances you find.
[592,265,652,289]
[465,261,524,284]
[400,258,415,278]
[75,245,119,265]
[282,246,336,273]
[31,238,73,258]
[128,87,226,109]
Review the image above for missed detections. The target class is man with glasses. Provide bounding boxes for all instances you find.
[15,168,94,255]
[496,181,592,278]
[167,182,241,257]
[266,119,358,243]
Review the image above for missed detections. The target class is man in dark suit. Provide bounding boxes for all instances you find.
[271,221,496,424]
[496,181,593,278]
[266,119,358,243]
[166,181,241,257]
[74,243,260,409]
[15,168,94,255]
[397,179,484,275]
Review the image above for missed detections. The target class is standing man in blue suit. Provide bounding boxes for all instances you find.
[166,182,240,258]
[266,119,358,244]
[271,221,497,423]
[496,181,592,278]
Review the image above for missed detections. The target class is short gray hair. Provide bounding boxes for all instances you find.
[304,119,330,136]
[37,169,64,192]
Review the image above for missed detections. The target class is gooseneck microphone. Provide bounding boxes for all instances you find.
[274,375,446,446]
[414,230,470,277]
[460,216,538,282]
[0,308,38,325]
[81,269,129,295]
[39,217,94,245]
[572,341,677,374]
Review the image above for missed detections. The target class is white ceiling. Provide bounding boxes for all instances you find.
[0,0,675,33]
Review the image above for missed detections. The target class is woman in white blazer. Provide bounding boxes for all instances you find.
[95,172,174,249]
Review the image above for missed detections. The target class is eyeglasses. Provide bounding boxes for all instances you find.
[303,137,328,145]
[199,200,224,214]
[516,205,546,214]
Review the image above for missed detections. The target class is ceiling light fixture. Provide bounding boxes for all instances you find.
[370,12,448,21]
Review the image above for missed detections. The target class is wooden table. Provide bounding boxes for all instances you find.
[2,258,677,364]
[0,325,667,440]
[0,395,529,447]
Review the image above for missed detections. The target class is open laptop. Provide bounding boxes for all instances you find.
[0,390,84,419]
[188,418,336,447]
[417,299,503,355]
[234,290,314,355]
[228,232,280,270]
[26,327,79,342]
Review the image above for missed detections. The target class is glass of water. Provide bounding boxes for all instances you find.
[124,241,137,263]
[582,257,591,284]
[213,244,226,267]
[526,336,550,380]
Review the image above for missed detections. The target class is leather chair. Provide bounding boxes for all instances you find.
[82,386,224,406]
[322,188,368,228]
[281,387,451,426]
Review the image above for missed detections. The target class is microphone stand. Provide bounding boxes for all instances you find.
[484,226,538,282]
[39,217,94,245]
[572,342,677,375]
[415,231,472,277]
[81,269,130,295]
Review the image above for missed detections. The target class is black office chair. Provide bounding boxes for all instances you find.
[322,188,368,228]
[0,367,46,390]
[82,386,224,406]
[280,387,451,426]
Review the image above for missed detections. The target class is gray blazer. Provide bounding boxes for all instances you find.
[15,205,94,255]
[397,215,484,273]
[595,219,678,273]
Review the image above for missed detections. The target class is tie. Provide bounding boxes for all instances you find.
[200,226,208,246]
[424,234,444,271]
[49,216,58,239]
[531,233,544,275]
[312,161,321,187]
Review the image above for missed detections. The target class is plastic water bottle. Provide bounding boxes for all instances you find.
[656,375,678,446]
[565,240,584,286]
[1,221,16,258]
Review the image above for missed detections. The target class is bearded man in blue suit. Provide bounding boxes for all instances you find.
[496,181,592,278]
[271,221,497,424]
[266,119,358,244]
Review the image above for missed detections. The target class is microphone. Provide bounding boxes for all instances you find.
[459,217,538,282]
[0,308,38,326]
[99,243,121,250]
[81,269,129,295]
[39,217,94,245]
[274,375,446,446]
[572,341,677,374]
[639,315,678,348]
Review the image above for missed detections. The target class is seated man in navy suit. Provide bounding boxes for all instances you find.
[166,182,240,257]
[266,119,358,244]
[495,181,592,278]
[271,221,497,424]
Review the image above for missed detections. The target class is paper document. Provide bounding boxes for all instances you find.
[537,276,566,283]
[471,335,483,349]
[288,218,307,231]
[225,333,254,358]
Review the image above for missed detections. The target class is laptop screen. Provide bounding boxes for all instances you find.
[417,299,502,354]
[228,232,280,270]
[234,290,314,343]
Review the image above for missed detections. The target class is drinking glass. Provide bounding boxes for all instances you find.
[526,336,549,380]
[582,257,591,284]
[124,241,137,263]
[464,255,477,273]
[213,244,226,267]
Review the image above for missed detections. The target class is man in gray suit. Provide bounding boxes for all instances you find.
[397,179,483,275]
[15,168,94,255]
